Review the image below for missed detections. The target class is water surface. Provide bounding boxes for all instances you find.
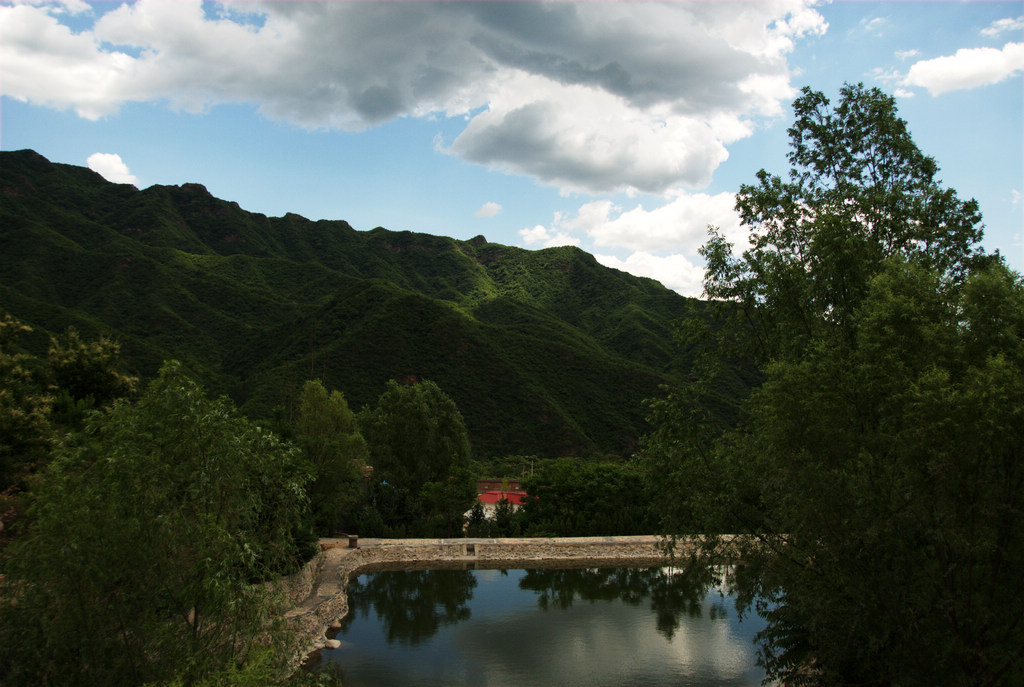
[315,565,768,687]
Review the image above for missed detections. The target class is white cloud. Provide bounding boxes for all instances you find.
[518,224,580,249]
[860,17,888,35]
[448,75,741,195]
[895,49,920,61]
[518,191,747,296]
[903,42,1024,96]
[871,66,903,85]
[981,16,1024,38]
[594,252,706,298]
[559,191,746,256]
[1,0,826,196]
[474,202,502,218]
[86,152,138,184]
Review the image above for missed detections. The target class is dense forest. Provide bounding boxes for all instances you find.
[0,148,736,459]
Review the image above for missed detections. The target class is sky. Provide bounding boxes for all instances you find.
[1,0,1022,297]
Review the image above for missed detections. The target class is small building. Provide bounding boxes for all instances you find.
[473,489,528,520]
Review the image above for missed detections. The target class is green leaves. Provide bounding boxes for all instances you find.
[518,458,653,536]
[360,379,470,496]
[0,361,313,686]
[645,84,1024,686]
[295,380,366,535]
[46,327,136,407]
[0,314,53,490]
[727,83,984,365]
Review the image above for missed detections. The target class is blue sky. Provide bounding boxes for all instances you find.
[2,0,1021,296]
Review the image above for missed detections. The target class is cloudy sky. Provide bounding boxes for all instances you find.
[2,0,1021,296]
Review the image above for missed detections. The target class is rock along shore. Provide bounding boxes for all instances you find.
[283,535,670,664]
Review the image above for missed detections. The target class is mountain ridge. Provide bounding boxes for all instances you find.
[0,149,707,458]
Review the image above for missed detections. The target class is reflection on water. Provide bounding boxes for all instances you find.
[317,565,768,687]
[341,569,478,645]
[517,565,728,640]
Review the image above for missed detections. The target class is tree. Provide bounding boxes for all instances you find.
[1,318,137,493]
[492,496,520,537]
[360,380,471,536]
[1,317,138,549]
[295,380,367,535]
[47,326,137,408]
[0,361,315,687]
[420,466,478,537]
[358,379,471,533]
[0,314,52,492]
[465,501,488,536]
[643,84,1023,686]
[518,458,652,536]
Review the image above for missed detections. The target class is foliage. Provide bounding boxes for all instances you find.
[420,465,478,538]
[0,361,315,687]
[466,501,486,531]
[349,479,423,538]
[1,314,138,548]
[360,379,471,495]
[47,326,137,407]
[469,453,537,481]
[155,648,344,687]
[495,497,524,536]
[518,458,654,536]
[355,379,472,536]
[0,313,52,491]
[0,314,137,493]
[643,84,1023,686]
[295,379,367,535]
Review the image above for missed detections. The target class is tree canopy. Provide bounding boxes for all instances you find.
[359,379,471,495]
[518,458,653,537]
[354,378,474,537]
[0,361,316,687]
[295,379,367,535]
[643,84,1023,686]
[0,314,52,492]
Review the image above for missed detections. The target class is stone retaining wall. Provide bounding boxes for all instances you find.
[289,535,672,666]
[349,535,666,566]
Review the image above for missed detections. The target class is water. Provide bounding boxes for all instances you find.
[314,564,769,686]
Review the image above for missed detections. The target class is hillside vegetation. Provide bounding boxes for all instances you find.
[0,149,721,459]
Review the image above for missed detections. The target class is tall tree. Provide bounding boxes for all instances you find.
[643,84,1023,686]
[358,379,471,535]
[0,361,314,687]
[420,465,478,538]
[295,379,367,535]
[360,379,471,495]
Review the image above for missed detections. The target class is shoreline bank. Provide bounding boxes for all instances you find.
[284,535,669,664]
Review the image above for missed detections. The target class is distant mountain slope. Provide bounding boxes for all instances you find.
[0,149,707,458]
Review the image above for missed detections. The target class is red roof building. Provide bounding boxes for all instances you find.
[477,490,527,506]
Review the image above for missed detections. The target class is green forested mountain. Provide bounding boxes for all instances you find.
[0,149,707,458]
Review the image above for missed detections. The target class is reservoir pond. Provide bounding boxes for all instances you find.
[313,565,770,686]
